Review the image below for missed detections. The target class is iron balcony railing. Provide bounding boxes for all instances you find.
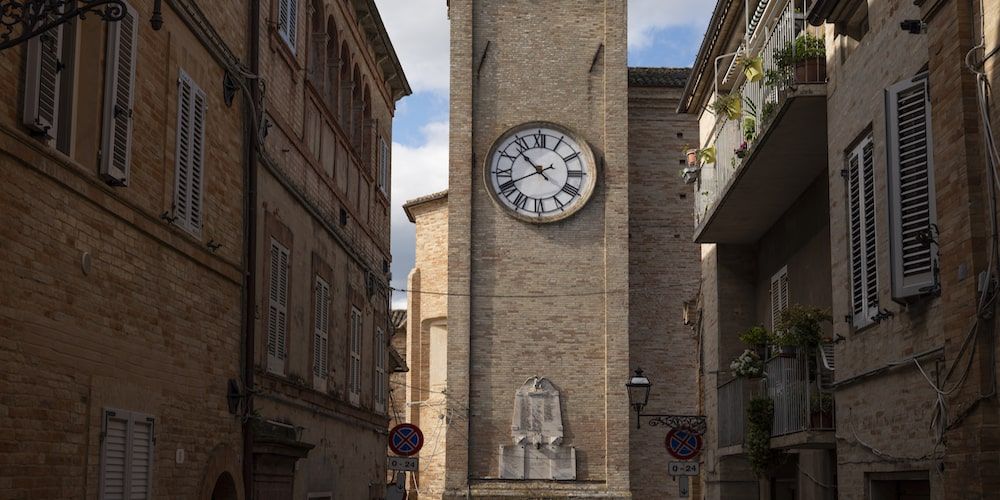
[716,346,835,448]
[695,0,826,226]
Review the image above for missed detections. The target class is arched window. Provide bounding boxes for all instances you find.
[306,0,325,89]
[351,65,362,150]
[325,18,339,110]
[339,43,352,130]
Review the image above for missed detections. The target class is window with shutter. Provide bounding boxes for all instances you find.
[22,21,63,140]
[100,409,155,499]
[313,276,330,390]
[770,266,789,331]
[100,2,139,186]
[349,307,362,405]
[277,0,298,53]
[848,135,879,327]
[267,239,290,374]
[173,71,208,235]
[378,138,390,194]
[374,327,386,413]
[886,74,938,301]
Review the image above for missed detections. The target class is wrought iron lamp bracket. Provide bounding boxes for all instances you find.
[636,413,707,434]
[0,0,164,52]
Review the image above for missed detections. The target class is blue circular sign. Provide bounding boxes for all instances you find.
[389,423,424,457]
[666,428,703,460]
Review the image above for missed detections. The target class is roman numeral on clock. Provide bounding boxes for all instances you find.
[563,152,580,162]
[561,184,580,197]
[499,180,517,195]
[567,170,584,178]
[513,193,529,209]
[513,136,530,153]
[531,132,546,149]
[495,168,512,178]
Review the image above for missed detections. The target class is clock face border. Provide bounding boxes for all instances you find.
[483,121,599,224]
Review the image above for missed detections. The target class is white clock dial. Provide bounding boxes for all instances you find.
[485,123,597,223]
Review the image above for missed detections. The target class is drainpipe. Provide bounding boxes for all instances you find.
[242,0,261,497]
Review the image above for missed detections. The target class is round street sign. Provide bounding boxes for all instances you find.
[388,423,424,457]
[665,428,703,461]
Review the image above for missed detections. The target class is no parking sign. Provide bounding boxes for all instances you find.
[388,423,424,457]
[665,427,703,461]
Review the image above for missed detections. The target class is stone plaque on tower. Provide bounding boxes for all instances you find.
[499,377,576,480]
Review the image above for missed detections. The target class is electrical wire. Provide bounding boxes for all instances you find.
[391,285,688,299]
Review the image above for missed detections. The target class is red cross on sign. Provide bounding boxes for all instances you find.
[665,428,703,461]
[388,423,424,457]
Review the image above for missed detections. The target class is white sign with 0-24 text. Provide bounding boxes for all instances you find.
[668,461,700,476]
[388,456,419,471]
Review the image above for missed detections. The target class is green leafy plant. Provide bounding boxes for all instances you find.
[743,117,757,142]
[761,100,778,125]
[764,68,786,88]
[775,33,825,69]
[730,349,764,378]
[709,93,742,120]
[698,145,717,164]
[746,397,775,477]
[810,391,834,414]
[740,326,772,347]
[773,305,832,349]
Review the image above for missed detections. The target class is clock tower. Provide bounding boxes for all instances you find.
[443,0,632,497]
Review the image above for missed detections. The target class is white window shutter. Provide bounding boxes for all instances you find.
[100,410,129,498]
[887,74,938,301]
[267,239,290,374]
[848,136,879,327]
[375,327,386,413]
[278,0,297,53]
[350,307,362,405]
[313,276,330,382]
[378,138,390,193]
[129,414,154,499]
[770,267,789,330]
[23,22,63,139]
[173,71,207,235]
[100,2,139,186]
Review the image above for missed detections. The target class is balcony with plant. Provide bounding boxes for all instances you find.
[692,0,829,244]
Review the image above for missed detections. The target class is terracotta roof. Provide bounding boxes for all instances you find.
[403,189,448,222]
[628,67,691,88]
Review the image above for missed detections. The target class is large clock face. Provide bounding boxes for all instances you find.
[485,122,597,223]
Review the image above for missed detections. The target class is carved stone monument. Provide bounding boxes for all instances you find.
[498,377,577,480]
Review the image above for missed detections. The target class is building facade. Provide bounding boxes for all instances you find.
[249,0,409,497]
[683,0,1000,498]
[0,1,250,497]
[401,2,700,495]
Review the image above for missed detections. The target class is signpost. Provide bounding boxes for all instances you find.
[388,423,424,457]
[668,461,700,476]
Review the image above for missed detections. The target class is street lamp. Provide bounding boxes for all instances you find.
[626,367,707,432]
[625,368,651,423]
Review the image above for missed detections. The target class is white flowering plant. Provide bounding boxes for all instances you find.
[730,349,764,378]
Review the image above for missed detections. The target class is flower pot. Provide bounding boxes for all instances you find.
[794,58,827,83]
[686,149,699,166]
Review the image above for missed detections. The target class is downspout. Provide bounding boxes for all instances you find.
[242,0,261,497]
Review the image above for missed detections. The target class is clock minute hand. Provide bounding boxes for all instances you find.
[509,166,554,184]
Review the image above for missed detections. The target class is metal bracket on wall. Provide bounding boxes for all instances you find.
[0,0,164,51]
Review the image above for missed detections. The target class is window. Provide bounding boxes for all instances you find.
[848,135,879,327]
[99,1,139,186]
[22,14,64,143]
[770,266,789,331]
[374,326,386,413]
[349,307,362,405]
[313,276,330,390]
[378,137,390,194]
[277,0,298,53]
[267,239,290,374]
[99,409,154,499]
[172,71,207,235]
[886,73,938,301]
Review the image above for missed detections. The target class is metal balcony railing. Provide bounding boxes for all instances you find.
[717,376,765,448]
[766,348,835,436]
[694,0,826,226]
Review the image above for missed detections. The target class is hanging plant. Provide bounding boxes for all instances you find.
[743,116,757,142]
[741,55,764,83]
[746,397,776,477]
[709,93,742,120]
[697,145,717,165]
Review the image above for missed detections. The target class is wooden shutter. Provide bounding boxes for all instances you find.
[129,415,154,499]
[23,22,63,139]
[378,138,389,193]
[887,74,938,300]
[374,327,386,413]
[100,410,129,498]
[100,2,139,186]
[350,307,362,405]
[313,276,330,382]
[770,266,789,330]
[848,136,879,327]
[278,0,297,53]
[267,239,290,374]
[173,71,207,235]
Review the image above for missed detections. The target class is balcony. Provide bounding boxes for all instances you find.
[717,346,836,455]
[694,0,828,244]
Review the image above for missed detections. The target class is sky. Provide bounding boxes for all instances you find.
[373,0,716,308]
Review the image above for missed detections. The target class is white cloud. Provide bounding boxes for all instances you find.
[389,121,449,308]
[628,0,714,50]
[374,0,451,94]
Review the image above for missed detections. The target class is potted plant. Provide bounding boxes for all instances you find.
[680,167,700,185]
[773,305,832,357]
[709,92,742,120]
[735,142,749,159]
[698,145,717,165]
[809,391,834,428]
[730,349,764,378]
[775,33,826,83]
[739,325,771,359]
[684,146,699,166]
[743,116,756,141]
[740,55,764,83]
[761,100,777,125]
